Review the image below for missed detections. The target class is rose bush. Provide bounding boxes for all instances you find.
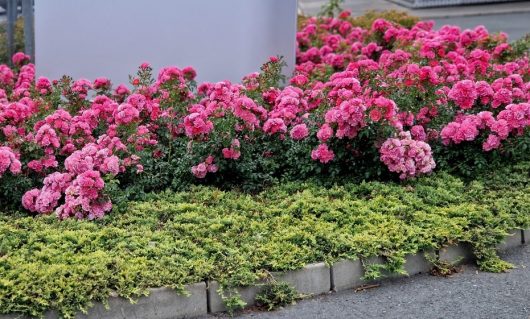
[0,12,529,219]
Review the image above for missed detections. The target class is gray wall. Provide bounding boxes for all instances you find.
[35,0,297,85]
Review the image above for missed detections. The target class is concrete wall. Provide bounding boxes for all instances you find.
[35,0,297,85]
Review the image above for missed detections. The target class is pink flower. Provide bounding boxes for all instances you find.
[114,84,131,97]
[492,88,513,108]
[183,108,214,138]
[380,131,436,179]
[232,97,267,129]
[290,75,309,86]
[290,124,309,140]
[482,134,501,151]
[71,79,93,99]
[76,170,105,199]
[448,80,477,110]
[192,157,218,178]
[65,149,95,174]
[191,163,208,179]
[411,125,427,141]
[263,118,287,135]
[440,116,480,145]
[22,189,41,212]
[0,146,22,177]
[29,172,73,213]
[490,120,509,139]
[157,66,185,85]
[317,124,334,142]
[311,144,335,163]
[54,171,111,220]
[222,139,241,160]
[114,103,140,125]
[0,65,14,85]
[36,77,52,95]
[182,66,197,81]
[101,155,120,175]
[12,52,30,66]
[93,77,111,90]
[35,124,61,149]
[324,98,366,139]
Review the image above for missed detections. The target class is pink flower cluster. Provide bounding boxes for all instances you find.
[441,103,530,151]
[380,131,436,179]
[0,146,21,177]
[222,139,241,160]
[448,80,478,110]
[191,156,218,179]
[22,142,123,219]
[311,144,335,163]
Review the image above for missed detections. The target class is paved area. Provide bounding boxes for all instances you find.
[205,244,530,319]
[299,0,530,18]
[299,0,530,40]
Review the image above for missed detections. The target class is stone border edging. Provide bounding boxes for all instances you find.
[1,229,527,319]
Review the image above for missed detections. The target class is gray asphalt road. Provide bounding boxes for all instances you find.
[430,12,530,41]
[205,244,530,319]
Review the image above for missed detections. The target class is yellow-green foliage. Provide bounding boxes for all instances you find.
[0,18,25,64]
[299,10,420,30]
[298,10,420,29]
[1,164,529,318]
[348,10,420,29]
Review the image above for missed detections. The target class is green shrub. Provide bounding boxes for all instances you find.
[0,164,529,318]
[0,18,25,64]
[349,10,420,29]
[255,281,299,311]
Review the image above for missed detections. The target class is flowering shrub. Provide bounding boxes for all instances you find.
[0,12,529,219]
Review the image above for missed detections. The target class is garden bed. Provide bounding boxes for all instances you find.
[1,162,529,318]
[1,6,530,319]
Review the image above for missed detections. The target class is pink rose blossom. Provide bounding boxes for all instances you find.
[311,144,335,163]
[290,124,309,140]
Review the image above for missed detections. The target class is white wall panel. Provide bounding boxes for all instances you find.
[35,0,297,85]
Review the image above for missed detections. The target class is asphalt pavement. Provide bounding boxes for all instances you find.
[204,244,530,319]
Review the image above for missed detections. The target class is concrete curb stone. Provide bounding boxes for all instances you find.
[362,252,434,279]
[404,250,435,276]
[78,283,207,319]
[330,259,366,292]
[207,280,266,313]
[0,311,59,319]
[523,229,529,244]
[496,230,523,251]
[0,283,207,319]
[273,262,331,296]
[439,243,475,265]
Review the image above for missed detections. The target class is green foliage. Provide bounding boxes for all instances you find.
[1,164,529,317]
[349,10,420,29]
[318,0,345,17]
[255,281,298,311]
[0,18,24,65]
[503,33,530,61]
[219,289,247,316]
[425,253,461,277]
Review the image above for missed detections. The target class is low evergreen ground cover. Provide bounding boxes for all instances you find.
[1,162,529,318]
